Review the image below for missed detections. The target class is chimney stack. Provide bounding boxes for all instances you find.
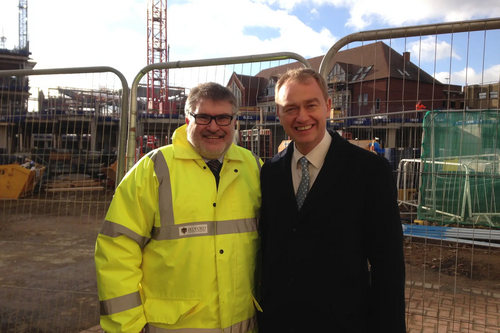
[403,52,410,63]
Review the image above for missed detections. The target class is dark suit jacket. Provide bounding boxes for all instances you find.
[258,131,406,333]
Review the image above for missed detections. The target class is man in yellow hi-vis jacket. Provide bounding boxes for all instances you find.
[95,82,262,333]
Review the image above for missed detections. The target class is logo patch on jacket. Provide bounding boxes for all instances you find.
[179,224,208,236]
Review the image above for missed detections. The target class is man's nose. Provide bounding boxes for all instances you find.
[296,107,309,122]
[206,118,220,131]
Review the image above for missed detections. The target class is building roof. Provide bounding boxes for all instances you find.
[254,42,439,85]
[255,56,323,79]
[231,73,269,90]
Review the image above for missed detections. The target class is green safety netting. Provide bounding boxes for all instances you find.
[417,110,500,227]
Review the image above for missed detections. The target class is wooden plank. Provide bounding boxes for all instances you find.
[71,179,100,184]
[45,183,72,189]
[71,181,102,187]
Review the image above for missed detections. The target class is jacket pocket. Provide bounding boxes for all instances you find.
[144,298,199,325]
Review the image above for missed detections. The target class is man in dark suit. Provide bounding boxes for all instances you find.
[258,68,406,332]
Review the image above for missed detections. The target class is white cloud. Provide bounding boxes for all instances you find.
[27,0,145,85]
[254,0,500,31]
[337,0,500,30]
[0,0,19,49]
[435,64,500,86]
[167,0,336,61]
[408,37,461,64]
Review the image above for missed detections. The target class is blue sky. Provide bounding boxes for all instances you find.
[1,0,499,90]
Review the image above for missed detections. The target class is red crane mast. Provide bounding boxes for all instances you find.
[147,0,168,113]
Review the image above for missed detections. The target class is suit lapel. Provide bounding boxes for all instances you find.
[281,144,297,207]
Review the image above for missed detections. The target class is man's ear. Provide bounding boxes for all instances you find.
[326,98,332,118]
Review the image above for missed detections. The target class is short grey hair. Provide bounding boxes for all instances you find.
[185,82,238,117]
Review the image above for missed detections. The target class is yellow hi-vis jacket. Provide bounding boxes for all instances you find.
[95,125,262,333]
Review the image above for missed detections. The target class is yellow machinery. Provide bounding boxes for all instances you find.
[0,164,45,199]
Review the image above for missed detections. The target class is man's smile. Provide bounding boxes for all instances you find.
[296,125,313,131]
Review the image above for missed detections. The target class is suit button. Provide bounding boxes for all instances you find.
[288,278,294,287]
[292,228,296,233]
[219,249,224,254]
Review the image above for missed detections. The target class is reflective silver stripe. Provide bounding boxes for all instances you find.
[145,315,256,333]
[252,152,261,172]
[150,151,175,227]
[100,220,150,249]
[100,291,142,315]
[217,219,258,235]
[152,218,257,241]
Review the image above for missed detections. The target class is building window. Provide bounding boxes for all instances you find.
[358,94,362,105]
[266,79,276,97]
[232,82,242,106]
[490,91,498,99]
[358,65,373,81]
[478,92,487,99]
[328,64,346,82]
[376,98,380,110]
[363,93,368,106]
[352,67,364,81]
[397,69,411,78]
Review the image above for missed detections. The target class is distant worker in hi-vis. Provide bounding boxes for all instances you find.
[369,137,385,155]
[95,82,262,333]
[416,100,426,110]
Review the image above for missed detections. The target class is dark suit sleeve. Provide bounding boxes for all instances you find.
[365,156,406,332]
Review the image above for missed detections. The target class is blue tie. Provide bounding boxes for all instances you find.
[296,157,309,210]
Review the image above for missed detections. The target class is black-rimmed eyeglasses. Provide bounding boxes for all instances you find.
[189,112,234,126]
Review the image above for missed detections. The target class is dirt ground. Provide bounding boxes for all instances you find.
[404,238,500,293]
[0,191,113,333]
[1,193,500,332]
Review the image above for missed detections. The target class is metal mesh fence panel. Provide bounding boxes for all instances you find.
[0,70,126,333]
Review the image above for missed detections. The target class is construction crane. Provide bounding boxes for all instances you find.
[147,0,168,113]
[18,0,28,51]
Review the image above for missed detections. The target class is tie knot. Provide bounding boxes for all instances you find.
[299,156,308,169]
[207,159,222,173]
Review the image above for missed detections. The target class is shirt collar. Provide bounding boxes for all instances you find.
[292,130,331,169]
[203,156,224,163]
